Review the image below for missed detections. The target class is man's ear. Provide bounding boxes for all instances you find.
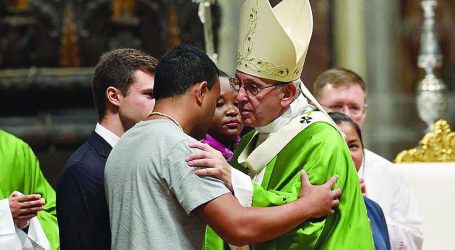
[195,81,208,106]
[280,83,298,107]
[106,86,122,107]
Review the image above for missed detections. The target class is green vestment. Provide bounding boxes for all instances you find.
[205,122,374,250]
[0,130,59,250]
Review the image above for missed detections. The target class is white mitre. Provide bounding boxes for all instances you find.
[236,0,313,82]
[236,0,338,132]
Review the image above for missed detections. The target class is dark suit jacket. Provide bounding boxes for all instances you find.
[56,132,112,250]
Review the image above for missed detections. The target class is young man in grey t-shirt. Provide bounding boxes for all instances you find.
[105,45,341,250]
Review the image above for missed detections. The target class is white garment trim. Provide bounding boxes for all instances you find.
[27,217,50,250]
[256,93,308,134]
[0,198,15,235]
[238,107,338,174]
[252,167,266,186]
[95,123,120,147]
[231,168,253,207]
[0,195,50,250]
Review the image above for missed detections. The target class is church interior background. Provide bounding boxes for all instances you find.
[0,0,453,186]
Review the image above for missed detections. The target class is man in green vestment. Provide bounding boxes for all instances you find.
[0,130,59,249]
[202,0,374,249]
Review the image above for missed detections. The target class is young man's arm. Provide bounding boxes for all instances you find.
[187,140,339,208]
[194,171,340,246]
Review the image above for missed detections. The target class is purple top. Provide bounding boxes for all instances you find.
[201,134,241,162]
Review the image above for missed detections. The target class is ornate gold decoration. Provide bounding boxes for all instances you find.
[59,3,80,67]
[236,0,290,78]
[395,120,455,163]
[166,5,181,50]
[112,0,136,23]
[6,0,30,12]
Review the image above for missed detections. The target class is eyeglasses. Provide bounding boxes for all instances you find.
[229,77,289,96]
[324,104,366,116]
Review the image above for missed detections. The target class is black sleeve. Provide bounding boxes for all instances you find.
[56,163,110,250]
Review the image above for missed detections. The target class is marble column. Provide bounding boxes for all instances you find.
[216,0,242,74]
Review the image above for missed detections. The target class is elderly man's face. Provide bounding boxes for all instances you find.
[235,71,286,128]
[318,84,367,127]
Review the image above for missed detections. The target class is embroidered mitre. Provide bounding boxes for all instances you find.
[236,0,313,82]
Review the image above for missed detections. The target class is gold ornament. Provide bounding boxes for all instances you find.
[59,3,80,67]
[395,120,455,163]
[112,0,135,23]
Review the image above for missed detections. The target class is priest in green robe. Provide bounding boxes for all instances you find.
[0,130,59,250]
[204,0,374,249]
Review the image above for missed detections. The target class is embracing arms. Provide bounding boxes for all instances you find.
[187,142,341,245]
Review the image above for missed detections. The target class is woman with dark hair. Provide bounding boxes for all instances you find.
[201,71,244,162]
[329,112,391,250]
[200,71,245,250]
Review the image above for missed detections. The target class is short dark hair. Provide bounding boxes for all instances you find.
[329,112,364,147]
[313,68,367,101]
[154,44,219,100]
[92,48,158,119]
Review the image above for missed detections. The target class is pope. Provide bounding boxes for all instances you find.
[200,0,374,249]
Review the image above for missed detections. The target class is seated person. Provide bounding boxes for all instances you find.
[329,112,391,250]
[0,130,59,250]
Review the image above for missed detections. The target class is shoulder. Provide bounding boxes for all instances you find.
[57,142,106,194]
[292,121,344,147]
[306,121,340,136]
[119,120,193,150]
[165,137,199,163]
[62,140,107,182]
[0,130,34,154]
[364,197,383,212]
[363,149,408,189]
[0,130,23,145]
[364,149,392,166]
[66,141,103,167]
[363,149,398,177]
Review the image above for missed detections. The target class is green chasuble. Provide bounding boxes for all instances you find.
[205,122,374,250]
[0,130,59,250]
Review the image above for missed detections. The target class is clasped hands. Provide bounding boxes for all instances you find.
[8,191,45,228]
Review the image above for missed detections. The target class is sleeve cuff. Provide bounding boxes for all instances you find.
[231,168,253,207]
[0,198,16,235]
[17,220,30,230]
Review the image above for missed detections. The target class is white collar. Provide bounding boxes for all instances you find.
[95,123,120,147]
[256,93,308,134]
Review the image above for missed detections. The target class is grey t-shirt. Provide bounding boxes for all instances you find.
[105,119,230,250]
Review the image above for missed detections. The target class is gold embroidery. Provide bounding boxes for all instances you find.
[236,0,289,78]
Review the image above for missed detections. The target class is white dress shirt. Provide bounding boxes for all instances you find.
[94,123,120,147]
[360,149,424,250]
